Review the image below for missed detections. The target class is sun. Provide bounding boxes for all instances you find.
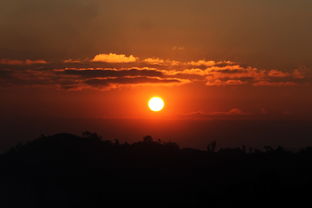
[148,97,165,112]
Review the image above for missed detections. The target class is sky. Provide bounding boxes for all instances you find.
[0,0,312,148]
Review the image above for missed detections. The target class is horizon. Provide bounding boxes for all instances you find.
[1,117,312,153]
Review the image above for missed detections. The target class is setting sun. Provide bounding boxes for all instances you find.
[148,97,165,112]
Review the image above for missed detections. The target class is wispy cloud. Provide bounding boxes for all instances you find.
[253,81,297,87]
[181,108,252,120]
[59,68,164,78]
[0,59,47,65]
[85,77,183,88]
[206,79,247,86]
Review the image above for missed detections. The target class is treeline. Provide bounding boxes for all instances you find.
[0,132,312,208]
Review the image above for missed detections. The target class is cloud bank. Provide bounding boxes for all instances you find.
[0,53,310,90]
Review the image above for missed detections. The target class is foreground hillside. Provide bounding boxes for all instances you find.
[1,132,312,207]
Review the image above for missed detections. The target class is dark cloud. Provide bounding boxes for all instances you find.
[166,73,204,80]
[0,69,12,78]
[210,69,248,74]
[85,77,181,88]
[61,69,163,78]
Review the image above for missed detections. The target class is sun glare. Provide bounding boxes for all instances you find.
[148,97,165,112]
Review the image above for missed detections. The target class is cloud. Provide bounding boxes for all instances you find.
[187,60,235,68]
[292,69,305,79]
[206,79,247,86]
[181,108,251,120]
[92,53,137,63]
[142,58,233,68]
[143,58,181,66]
[0,53,310,90]
[210,108,250,116]
[143,58,166,65]
[60,68,163,78]
[162,68,208,77]
[253,81,297,87]
[187,60,217,67]
[268,70,289,78]
[64,59,82,63]
[85,77,182,88]
[0,59,47,65]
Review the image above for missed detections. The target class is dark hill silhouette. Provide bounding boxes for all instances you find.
[1,132,312,207]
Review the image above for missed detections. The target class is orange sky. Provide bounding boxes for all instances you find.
[0,0,312,121]
[0,52,311,120]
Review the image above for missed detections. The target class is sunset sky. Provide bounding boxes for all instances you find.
[1,0,312,149]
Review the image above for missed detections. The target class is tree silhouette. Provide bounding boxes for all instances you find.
[1,132,312,208]
[143,135,153,143]
[206,140,217,152]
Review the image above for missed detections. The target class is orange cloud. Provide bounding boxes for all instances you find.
[143,58,165,65]
[268,70,289,78]
[187,60,217,67]
[92,53,137,63]
[143,58,234,68]
[206,79,247,86]
[143,58,181,66]
[187,60,235,67]
[292,69,305,79]
[64,59,82,63]
[162,68,208,76]
[194,66,268,85]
